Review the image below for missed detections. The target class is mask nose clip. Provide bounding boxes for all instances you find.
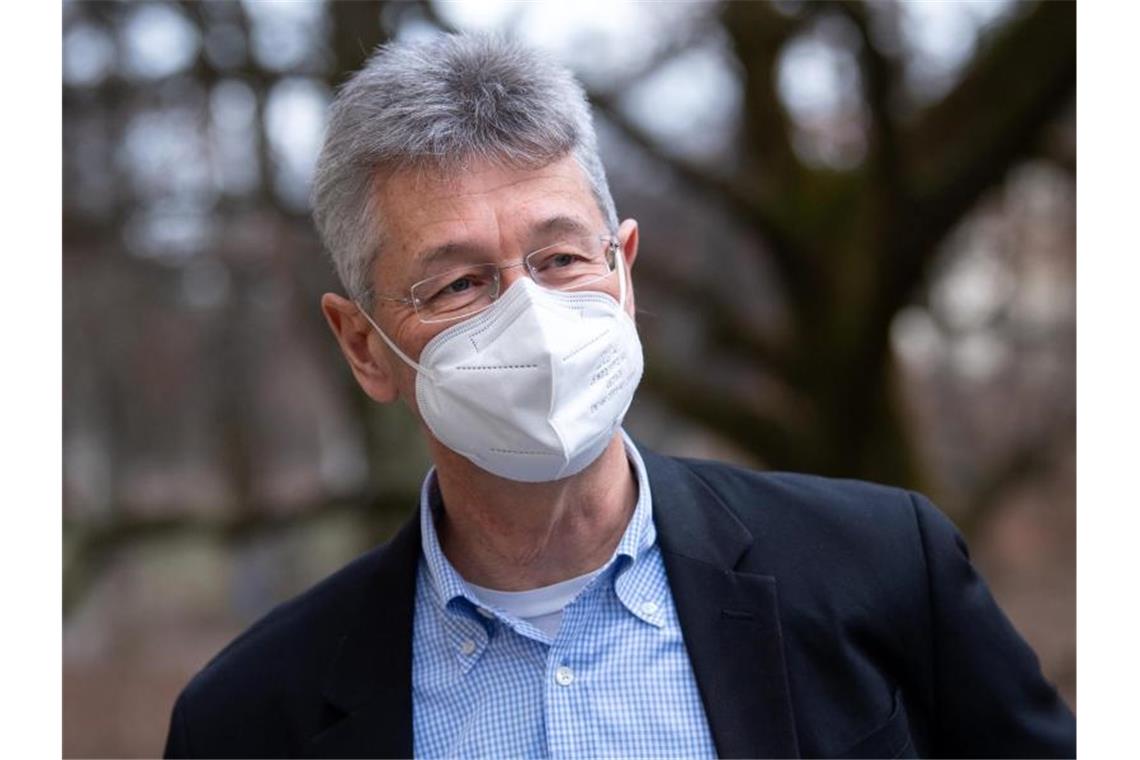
[497,260,532,293]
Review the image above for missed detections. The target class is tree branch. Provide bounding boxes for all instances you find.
[590,94,819,309]
[832,1,905,205]
[640,351,812,469]
[905,1,1075,257]
[719,0,806,193]
[635,265,791,372]
[587,8,723,100]
[860,1,1075,374]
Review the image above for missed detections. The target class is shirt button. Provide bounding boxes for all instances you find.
[459,639,476,656]
[554,666,574,686]
[640,601,659,615]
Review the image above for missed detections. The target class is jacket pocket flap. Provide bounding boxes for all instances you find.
[836,688,915,759]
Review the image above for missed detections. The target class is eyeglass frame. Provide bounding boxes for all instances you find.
[370,233,622,324]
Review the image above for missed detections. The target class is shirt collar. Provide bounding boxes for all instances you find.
[418,429,656,612]
[612,429,656,564]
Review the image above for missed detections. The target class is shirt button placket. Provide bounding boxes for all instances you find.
[546,650,576,758]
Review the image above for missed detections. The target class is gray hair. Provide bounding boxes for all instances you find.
[310,33,619,311]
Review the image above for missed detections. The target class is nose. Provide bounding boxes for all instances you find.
[497,261,532,292]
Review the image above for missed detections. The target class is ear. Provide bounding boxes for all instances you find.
[320,293,400,404]
[617,218,639,317]
[617,218,639,270]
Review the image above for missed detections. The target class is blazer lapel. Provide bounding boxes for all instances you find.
[303,445,799,758]
[304,513,421,759]
[641,447,800,759]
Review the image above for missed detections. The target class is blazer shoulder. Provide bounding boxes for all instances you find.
[214,543,385,673]
[663,453,937,590]
[176,541,388,718]
[675,454,918,530]
[166,510,422,757]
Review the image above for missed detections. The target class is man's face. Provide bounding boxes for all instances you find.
[333,154,638,420]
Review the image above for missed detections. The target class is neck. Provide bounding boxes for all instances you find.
[427,432,637,591]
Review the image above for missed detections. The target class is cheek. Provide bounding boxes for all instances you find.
[388,318,444,386]
[387,308,435,360]
[384,341,424,417]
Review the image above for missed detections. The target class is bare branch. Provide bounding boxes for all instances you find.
[719,0,806,192]
[588,11,723,99]
[855,2,1075,384]
[905,2,1075,257]
[635,265,791,372]
[328,0,387,84]
[640,352,812,470]
[590,94,819,306]
[832,1,905,204]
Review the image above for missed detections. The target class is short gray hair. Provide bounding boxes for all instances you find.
[310,33,619,310]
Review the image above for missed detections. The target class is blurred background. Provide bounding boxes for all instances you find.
[62,1,1075,756]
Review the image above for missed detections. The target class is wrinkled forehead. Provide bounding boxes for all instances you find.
[368,155,606,280]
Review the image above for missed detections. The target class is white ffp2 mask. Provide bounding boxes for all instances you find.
[358,257,643,482]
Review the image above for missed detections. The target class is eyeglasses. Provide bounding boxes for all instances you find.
[375,234,620,323]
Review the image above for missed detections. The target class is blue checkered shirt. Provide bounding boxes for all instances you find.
[412,432,717,758]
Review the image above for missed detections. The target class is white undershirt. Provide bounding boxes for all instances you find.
[466,566,603,638]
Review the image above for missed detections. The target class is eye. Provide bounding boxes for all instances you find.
[443,277,473,294]
[425,270,490,302]
[550,253,577,268]
[533,249,588,272]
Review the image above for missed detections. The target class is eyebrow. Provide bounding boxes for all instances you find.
[410,215,597,275]
[413,241,489,275]
[530,214,594,241]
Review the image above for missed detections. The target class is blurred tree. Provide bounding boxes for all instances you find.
[63,0,1074,610]
[419,0,1075,527]
[63,5,1076,753]
[64,0,394,614]
[593,0,1074,491]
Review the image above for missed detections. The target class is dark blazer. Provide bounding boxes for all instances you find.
[164,446,1076,758]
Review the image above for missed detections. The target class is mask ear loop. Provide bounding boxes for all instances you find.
[354,303,434,380]
[615,238,628,310]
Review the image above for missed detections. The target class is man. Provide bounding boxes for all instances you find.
[164,34,1075,759]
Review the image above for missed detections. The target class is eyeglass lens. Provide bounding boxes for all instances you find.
[410,235,615,323]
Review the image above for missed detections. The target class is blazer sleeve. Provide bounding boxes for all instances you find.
[910,491,1076,758]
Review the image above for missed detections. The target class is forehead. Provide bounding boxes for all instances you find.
[370,155,604,272]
